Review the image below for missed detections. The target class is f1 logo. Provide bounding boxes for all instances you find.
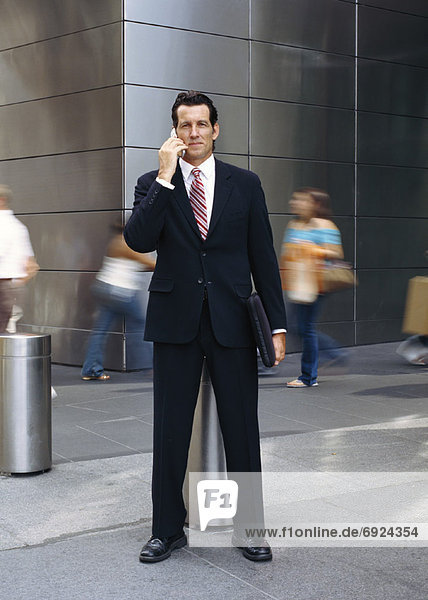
[197,480,238,531]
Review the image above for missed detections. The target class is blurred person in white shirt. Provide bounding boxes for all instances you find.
[0,185,39,332]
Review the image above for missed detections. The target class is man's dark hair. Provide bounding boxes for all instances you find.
[171,91,218,128]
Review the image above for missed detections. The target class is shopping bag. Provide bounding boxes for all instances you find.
[402,276,428,336]
[322,260,357,294]
[280,242,319,304]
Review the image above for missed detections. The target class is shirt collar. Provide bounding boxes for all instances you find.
[179,154,215,183]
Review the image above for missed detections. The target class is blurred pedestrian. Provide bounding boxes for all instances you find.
[280,188,346,388]
[81,223,155,381]
[0,185,39,333]
[397,256,428,366]
[396,335,428,366]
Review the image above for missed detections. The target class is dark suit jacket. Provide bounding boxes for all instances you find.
[124,158,286,347]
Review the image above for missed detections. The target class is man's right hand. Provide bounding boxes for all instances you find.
[158,136,188,183]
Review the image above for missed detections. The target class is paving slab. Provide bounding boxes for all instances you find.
[0,342,426,599]
[0,455,152,549]
[1,526,426,600]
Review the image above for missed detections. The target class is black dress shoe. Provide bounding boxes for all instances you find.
[232,535,272,562]
[139,531,187,563]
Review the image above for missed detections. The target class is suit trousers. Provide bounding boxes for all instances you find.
[151,298,261,538]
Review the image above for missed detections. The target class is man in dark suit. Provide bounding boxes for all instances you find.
[124,91,286,563]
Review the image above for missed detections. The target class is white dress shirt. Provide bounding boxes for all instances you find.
[0,210,34,279]
[156,155,215,225]
[178,155,215,226]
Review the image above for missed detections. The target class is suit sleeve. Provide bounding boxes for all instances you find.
[247,175,287,331]
[124,172,173,253]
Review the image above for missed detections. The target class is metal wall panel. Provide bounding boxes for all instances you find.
[335,217,355,264]
[356,319,404,345]
[21,271,99,330]
[3,0,424,359]
[0,24,122,106]
[358,0,428,19]
[358,113,428,168]
[19,324,124,370]
[359,6,427,68]
[282,331,302,354]
[19,211,123,271]
[125,333,153,371]
[356,268,423,321]
[251,157,355,216]
[0,0,121,50]
[125,149,160,210]
[357,165,428,218]
[125,86,249,155]
[124,22,248,96]
[251,42,354,109]
[318,322,355,347]
[269,214,290,257]
[0,87,122,160]
[357,219,428,269]
[125,148,248,209]
[125,0,249,38]
[21,282,148,369]
[251,100,354,162]
[358,59,428,118]
[251,0,355,55]
[318,289,355,323]
[215,154,249,171]
[0,150,122,214]
[284,321,356,353]
[285,288,355,327]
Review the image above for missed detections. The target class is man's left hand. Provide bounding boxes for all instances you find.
[272,333,286,366]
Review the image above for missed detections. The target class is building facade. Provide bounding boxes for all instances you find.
[0,0,426,368]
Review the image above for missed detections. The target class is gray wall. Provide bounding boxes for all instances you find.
[355,0,428,344]
[0,0,426,366]
[0,0,124,367]
[122,0,428,353]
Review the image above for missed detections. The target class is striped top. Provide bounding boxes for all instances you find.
[284,221,342,247]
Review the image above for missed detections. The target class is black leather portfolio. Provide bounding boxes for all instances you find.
[247,292,276,368]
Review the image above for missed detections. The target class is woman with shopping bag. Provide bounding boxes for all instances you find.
[280,188,347,388]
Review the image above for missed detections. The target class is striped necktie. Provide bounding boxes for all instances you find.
[189,168,208,240]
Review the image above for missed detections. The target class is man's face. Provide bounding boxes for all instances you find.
[175,104,219,166]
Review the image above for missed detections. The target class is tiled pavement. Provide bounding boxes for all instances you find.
[51,342,427,467]
[1,342,427,600]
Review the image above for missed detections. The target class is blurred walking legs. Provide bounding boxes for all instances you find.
[287,296,348,385]
[0,280,14,332]
[82,281,146,378]
[295,298,322,386]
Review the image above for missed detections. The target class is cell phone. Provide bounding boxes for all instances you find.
[170,128,185,157]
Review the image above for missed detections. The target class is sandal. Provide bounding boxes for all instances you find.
[286,379,318,388]
[81,374,110,381]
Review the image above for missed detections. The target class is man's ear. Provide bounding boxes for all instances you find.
[212,122,220,141]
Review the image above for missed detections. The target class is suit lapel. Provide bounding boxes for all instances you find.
[208,159,233,238]
[171,166,201,239]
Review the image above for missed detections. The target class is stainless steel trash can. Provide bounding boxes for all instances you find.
[184,360,229,527]
[0,334,52,475]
